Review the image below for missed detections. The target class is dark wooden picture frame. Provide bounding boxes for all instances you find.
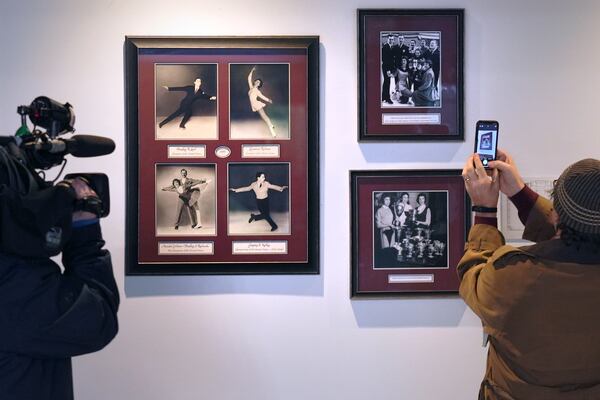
[358,9,464,141]
[350,170,470,297]
[125,36,319,275]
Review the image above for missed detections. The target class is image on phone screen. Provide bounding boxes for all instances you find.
[475,122,498,167]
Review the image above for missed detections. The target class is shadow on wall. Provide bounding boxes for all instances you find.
[351,296,472,327]
[125,274,324,297]
[359,142,464,164]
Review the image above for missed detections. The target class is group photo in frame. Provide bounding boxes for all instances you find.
[379,31,441,108]
[358,9,464,141]
[125,36,319,275]
[351,170,470,296]
[373,190,448,269]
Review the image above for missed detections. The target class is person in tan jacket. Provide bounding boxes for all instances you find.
[458,149,600,399]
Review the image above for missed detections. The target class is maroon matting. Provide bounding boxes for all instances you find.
[136,50,309,264]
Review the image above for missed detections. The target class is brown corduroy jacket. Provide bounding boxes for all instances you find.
[458,196,600,399]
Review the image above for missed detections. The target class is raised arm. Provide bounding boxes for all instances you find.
[161,185,176,192]
[248,66,256,90]
[488,149,556,242]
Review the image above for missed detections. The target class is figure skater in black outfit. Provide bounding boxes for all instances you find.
[159,78,216,129]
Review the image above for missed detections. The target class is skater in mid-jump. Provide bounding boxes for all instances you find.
[247,66,277,138]
[230,171,287,231]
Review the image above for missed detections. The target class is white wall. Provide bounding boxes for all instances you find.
[1,0,599,399]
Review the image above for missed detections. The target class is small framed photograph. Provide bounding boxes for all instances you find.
[125,36,319,275]
[351,170,470,296]
[358,9,464,141]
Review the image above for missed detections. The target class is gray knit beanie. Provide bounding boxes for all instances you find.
[553,158,600,234]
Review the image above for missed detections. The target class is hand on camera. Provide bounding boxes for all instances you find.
[487,149,525,197]
[462,153,500,212]
[70,178,99,221]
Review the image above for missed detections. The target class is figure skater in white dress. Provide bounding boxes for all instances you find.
[248,66,277,138]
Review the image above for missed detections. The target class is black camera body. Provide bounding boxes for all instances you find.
[0,97,114,258]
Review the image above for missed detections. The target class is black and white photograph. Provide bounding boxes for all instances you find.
[476,128,498,158]
[228,163,290,235]
[155,64,218,140]
[380,32,441,108]
[229,64,290,140]
[372,190,448,268]
[155,164,217,236]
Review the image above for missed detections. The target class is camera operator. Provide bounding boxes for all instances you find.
[0,177,119,400]
[458,149,600,399]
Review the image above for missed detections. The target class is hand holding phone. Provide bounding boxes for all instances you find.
[474,120,499,168]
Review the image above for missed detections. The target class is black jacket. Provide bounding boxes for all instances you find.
[381,43,395,72]
[0,222,119,400]
[169,85,213,109]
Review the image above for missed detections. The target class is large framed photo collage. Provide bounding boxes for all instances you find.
[125,37,319,275]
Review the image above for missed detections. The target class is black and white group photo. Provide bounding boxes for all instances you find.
[228,163,290,234]
[380,31,441,108]
[155,64,218,140]
[229,63,290,140]
[155,164,217,236]
[372,191,448,268]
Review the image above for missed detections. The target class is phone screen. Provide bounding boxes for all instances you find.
[475,120,499,167]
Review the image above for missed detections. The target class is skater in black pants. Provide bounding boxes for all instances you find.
[159,78,216,129]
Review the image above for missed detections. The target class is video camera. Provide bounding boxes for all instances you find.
[0,96,115,257]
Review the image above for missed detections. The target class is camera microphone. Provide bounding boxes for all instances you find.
[33,135,115,157]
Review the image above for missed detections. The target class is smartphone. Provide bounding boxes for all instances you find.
[474,120,499,168]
